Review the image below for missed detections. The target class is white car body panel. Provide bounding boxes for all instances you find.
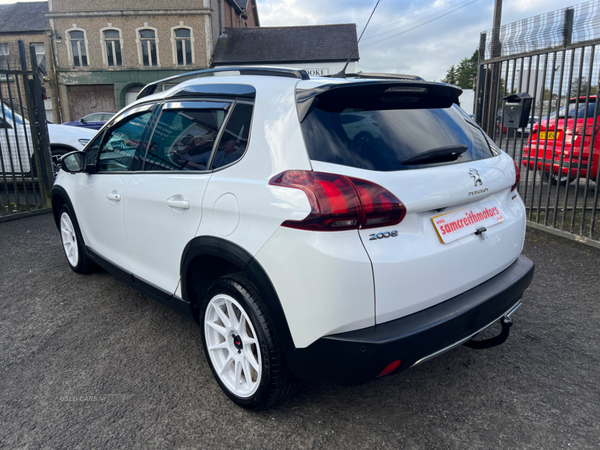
[48,123,96,150]
[255,227,375,349]
[74,173,132,269]
[123,173,212,294]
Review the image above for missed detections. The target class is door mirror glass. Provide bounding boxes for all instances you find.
[61,151,87,173]
[97,111,152,172]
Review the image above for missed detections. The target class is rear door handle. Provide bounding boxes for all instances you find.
[107,191,121,201]
[166,199,190,209]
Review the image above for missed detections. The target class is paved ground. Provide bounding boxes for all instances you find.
[1,213,599,449]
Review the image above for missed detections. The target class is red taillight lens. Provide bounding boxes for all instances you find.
[269,170,407,231]
[351,178,407,228]
[512,159,520,192]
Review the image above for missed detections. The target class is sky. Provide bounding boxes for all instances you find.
[256,0,570,80]
[1,0,571,80]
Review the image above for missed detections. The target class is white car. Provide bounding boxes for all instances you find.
[51,67,534,410]
[0,103,96,175]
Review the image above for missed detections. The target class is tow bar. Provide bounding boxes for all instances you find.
[464,302,520,350]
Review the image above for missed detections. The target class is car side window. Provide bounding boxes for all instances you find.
[84,132,104,163]
[210,103,253,170]
[144,107,227,171]
[85,113,103,122]
[97,112,152,172]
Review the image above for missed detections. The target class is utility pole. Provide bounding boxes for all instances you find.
[491,0,503,58]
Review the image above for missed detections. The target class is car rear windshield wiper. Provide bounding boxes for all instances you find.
[402,145,468,165]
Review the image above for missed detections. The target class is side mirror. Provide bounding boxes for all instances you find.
[60,151,87,173]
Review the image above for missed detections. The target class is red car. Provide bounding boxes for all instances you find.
[522,96,599,185]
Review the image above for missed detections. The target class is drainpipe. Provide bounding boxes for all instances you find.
[220,0,225,34]
[48,19,63,123]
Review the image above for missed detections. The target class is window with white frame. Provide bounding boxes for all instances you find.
[139,29,158,67]
[174,28,192,66]
[32,43,47,73]
[103,30,123,67]
[69,30,88,67]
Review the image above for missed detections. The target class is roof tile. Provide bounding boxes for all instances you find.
[213,24,359,65]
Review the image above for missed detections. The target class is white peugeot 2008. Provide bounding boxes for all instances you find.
[51,67,534,410]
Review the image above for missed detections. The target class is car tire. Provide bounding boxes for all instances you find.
[542,171,575,186]
[31,148,69,178]
[59,204,93,274]
[201,273,297,410]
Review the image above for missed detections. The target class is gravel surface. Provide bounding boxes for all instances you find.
[1,213,599,449]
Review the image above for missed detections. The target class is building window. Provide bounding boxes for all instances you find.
[0,43,9,81]
[69,30,88,67]
[103,29,123,67]
[32,43,46,73]
[173,28,192,66]
[139,29,158,67]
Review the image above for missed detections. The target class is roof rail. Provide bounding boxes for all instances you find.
[137,67,310,100]
[328,72,424,81]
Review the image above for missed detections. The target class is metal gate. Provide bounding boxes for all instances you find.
[476,1,600,247]
[0,40,53,220]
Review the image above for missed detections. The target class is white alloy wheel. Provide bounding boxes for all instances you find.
[204,293,262,398]
[60,212,79,267]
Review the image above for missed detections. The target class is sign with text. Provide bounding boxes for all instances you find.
[304,68,329,76]
[431,200,505,244]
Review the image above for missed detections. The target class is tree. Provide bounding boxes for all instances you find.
[441,50,479,89]
[569,76,598,98]
[441,65,458,85]
[456,50,479,89]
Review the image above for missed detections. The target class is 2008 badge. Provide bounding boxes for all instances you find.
[369,230,398,240]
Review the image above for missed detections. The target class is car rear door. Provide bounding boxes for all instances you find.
[122,100,244,295]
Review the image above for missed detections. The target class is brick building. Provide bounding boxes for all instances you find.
[0,2,58,122]
[46,0,259,121]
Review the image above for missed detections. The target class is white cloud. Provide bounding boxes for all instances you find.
[257,0,571,81]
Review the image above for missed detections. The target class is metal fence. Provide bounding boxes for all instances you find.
[0,40,53,220]
[476,2,600,246]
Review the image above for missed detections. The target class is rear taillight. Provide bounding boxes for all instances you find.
[512,159,520,192]
[269,170,407,231]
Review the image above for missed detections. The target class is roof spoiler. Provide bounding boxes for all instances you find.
[296,81,463,122]
[326,73,424,81]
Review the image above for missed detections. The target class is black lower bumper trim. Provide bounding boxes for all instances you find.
[286,255,534,385]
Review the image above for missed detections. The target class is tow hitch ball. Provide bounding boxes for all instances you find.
[464,315,513,350]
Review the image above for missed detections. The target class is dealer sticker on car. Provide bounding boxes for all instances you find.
[431,200,505,244]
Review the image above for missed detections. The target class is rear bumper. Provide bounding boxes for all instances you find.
[286,255,534,385]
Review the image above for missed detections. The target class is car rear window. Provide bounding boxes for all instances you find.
[300,96,494,172]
